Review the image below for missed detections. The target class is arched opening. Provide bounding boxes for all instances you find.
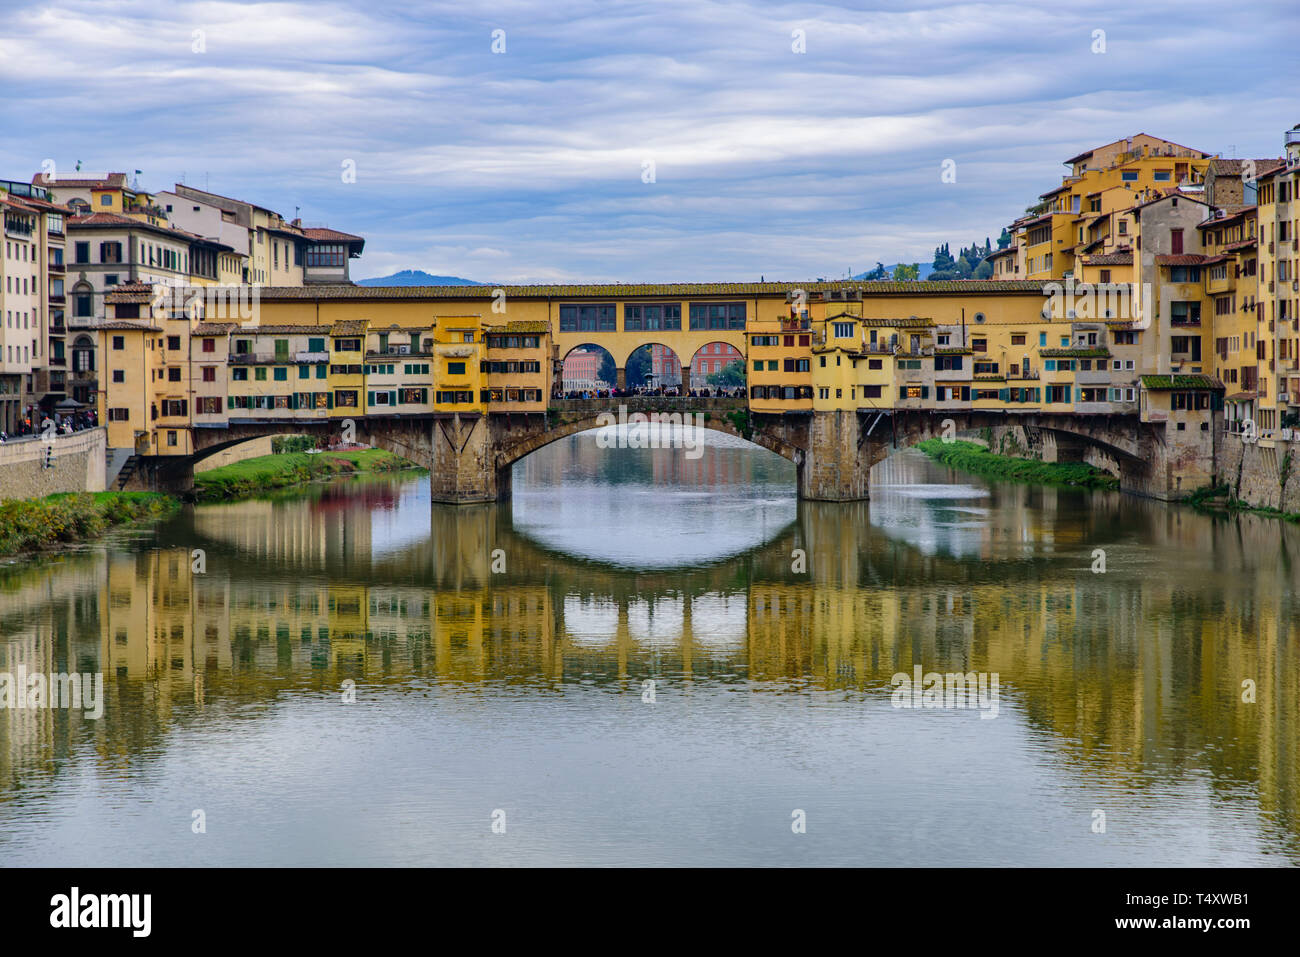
[687,341,744,395]
[624,343,685,395]
[71,281,94,321]
[559,343,617,397]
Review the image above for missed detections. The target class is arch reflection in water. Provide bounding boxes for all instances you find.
[0,447,1298,864]
[511,428,797,568]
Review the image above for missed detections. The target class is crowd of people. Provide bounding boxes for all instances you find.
[555,384,747,401]
[0,408,98,443]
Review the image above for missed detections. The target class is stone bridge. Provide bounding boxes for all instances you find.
[129,399,1217,503]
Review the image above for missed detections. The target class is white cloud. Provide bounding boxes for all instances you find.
[1,0,1296,281]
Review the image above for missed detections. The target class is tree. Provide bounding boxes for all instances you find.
[597,349,615,388]
[864,261,888,280]
[892,263,920,281]
[931,243,956,275]
[625,346,652,387]
[706,359,746,389]
[972,260,994,279]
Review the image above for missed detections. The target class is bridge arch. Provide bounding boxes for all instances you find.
[623,342,687,391]
[687,340,744,391]
[559,343,616,394]
[492,403,802,473]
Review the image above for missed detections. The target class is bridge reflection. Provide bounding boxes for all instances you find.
[2,473,1298,858]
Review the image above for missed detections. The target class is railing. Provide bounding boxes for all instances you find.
[364,349,429,359]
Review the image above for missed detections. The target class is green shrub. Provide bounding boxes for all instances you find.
[916,439,1119,490]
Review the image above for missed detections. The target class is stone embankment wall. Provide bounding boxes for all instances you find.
[0,428,107,500]
[1219,434,1300,513]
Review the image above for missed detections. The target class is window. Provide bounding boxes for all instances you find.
[202,338,215,353]
[625,304,681,332]
[1121,171,1138,182]
[1011,334,1025,346]
[108,408,129,421]
[198,397,223,414]
[167,335,181,350]
[306,243,346,267]
[447,361,466,376]
[1153,170,1171,182]
[112,369,125,383]
[833,322,854,338]
[74,242,89,264]
[232,367,248,380]
[168,367,181,382]
[202,366,216,382]
[559,303,616,332]
[112,335,124,350]
[254,367,267,380]
[273,367,287,381]
[972,337,987,352]
[688,302,746,330]
[100,241,123,263]
[334,337,362,352]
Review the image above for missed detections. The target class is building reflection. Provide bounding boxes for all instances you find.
[0,468,1297,856]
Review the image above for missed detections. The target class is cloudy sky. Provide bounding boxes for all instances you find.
[2,0,1297,283]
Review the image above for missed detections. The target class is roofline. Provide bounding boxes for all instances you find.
[254,280,1059,302]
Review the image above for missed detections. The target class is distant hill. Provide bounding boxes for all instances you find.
[851,263,934,280]
[357,269,484,286]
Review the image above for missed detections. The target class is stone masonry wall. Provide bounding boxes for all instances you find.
[1222,434,1300,513]
[0,428,107,500]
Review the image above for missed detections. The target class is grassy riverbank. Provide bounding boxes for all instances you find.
[916,439,1120,490]
[1186,483,1300,522]
[0,491,179,556]
[193,448,421,501]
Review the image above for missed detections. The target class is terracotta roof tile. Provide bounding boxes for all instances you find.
[329,320,369,336]
[1084,252,1134,266]
[256,280,1055,301]
[302,227,364,243]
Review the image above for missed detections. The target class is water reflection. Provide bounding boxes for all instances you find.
[0,437,1297,866]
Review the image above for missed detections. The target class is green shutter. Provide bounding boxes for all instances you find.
[390,390,398,406]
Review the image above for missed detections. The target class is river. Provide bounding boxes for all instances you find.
[1,429,1297,866]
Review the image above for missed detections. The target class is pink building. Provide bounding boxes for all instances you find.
[688,342,742,388]
[562,348,606,392]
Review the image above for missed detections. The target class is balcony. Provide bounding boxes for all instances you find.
[48,262,65,274]
[295,350,330,362]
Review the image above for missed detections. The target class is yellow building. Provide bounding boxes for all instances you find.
[431,317,485,414]
[483,319,551,412]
